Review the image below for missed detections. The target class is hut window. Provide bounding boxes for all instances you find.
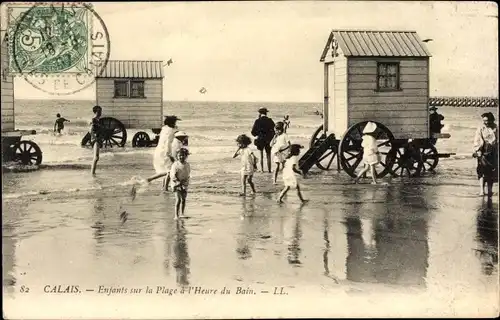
[114,80,129,98]
[130,80,145,98]
[376,62,400,91]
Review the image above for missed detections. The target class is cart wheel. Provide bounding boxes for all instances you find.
[81,132,92,147]
[388,145,423,177]
[420,145,439,172]
[309,124,338,170]
[132,132,151,148]
[309,125,325,148]
[339,121,395,178]
[99,117,127,148]
[13,141,42,165]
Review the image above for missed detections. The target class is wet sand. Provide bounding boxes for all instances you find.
[2,166,498,318]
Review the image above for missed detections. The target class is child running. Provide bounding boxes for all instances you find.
[277,144,308,204]
[354,121,381,184]
[170,148,191,219]
[233,134,257,196]
[270,121,291,184]
[283,115,291,133]
[89,106,102,175]
[54,113,70,135]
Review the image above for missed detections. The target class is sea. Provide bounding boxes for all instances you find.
[2,100,499,318]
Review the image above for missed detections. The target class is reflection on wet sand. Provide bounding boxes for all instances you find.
[343,186,429,287]
[475,198,498,276]
[2,220,17,293]
[286,205,304,266]
[172,220,190,286]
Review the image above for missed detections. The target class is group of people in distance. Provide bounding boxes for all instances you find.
[85,104,498,219]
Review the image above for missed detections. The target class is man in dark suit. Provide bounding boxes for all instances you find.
[251,107,275,173]
[429,106,444,145]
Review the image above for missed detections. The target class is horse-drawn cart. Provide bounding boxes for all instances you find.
[299,30,453,178]
[81,60,165,148]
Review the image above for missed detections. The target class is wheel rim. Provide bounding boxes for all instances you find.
[389,146,422,177]
[14,141,42,165]
[99,117,127,148]
[420,146,439,171]
[309,125,325,148]
[133,132,150,147]
[339,121,394,178]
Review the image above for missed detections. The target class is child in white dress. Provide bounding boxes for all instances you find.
[233,134,257,196]
[270,121,291,184]
[170,148,191,219]
[277,144,308,203]
[354,121,380,185]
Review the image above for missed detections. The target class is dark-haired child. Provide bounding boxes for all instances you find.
[54,113,70,135]
[277,144,307,203]
[170,148,191,219]
[90,106,102,175]
[233,134,257,196]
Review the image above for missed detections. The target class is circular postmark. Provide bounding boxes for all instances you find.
[7,2,110,95]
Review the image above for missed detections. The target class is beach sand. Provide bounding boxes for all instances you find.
[2,102,499,318]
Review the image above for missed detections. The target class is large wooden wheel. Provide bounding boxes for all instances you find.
[388,144,423,177]
[338,121,395,178]
[309,124,338,170]
[12,141,42,165]
[132,131,151,148]
[99,117,127,148]
[419,145,439,172]
[81,117,127,148]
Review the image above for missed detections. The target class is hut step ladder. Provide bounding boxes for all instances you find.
[299,134,337,174]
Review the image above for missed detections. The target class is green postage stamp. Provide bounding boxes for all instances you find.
[4,2,110,95]
[7,3,93,74]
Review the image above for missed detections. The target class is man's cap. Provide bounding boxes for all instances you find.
[258,107,269,114]
[165,115,181,121]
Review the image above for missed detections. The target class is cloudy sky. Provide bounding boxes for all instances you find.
[9,1,499,102]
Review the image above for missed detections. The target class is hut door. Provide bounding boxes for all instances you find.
[327,63,336,134]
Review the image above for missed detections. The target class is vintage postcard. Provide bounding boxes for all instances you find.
[1,1,498,319]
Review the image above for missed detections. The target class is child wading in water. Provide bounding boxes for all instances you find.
[170,148,191,219]
[270,121,291,184]
[89,106,102,175]
[354,121,381,184]
[277,144,308,204]
[54,113,70,135]
[283,115,291,133]
[233,134,257,196]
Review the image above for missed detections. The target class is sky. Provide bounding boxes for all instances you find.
[5,1,499,102]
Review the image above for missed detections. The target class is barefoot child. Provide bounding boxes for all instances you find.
[277,144,308,203]
[89,106,102,175]
[233,134,257,196]
[270,121,291,184]
[170,148,191,219]
[354,122,380,184]
[54,113,70,135]
[283,115,291,133]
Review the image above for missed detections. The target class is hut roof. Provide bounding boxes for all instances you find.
[320,30,431,61]
[96,60,164,78]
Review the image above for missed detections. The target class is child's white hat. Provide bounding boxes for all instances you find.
[174,131,188,137]
[362,122,377,134]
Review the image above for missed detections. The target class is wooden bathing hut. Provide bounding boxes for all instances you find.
[1,30,14,132]
[95,60,164,129]
[1,30,42,165]
[319,30,431,140]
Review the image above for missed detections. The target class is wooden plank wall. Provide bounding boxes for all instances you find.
[331,55,348,138]
[346,57,429,139]
[96,79,163,129]
[1,37,15,132]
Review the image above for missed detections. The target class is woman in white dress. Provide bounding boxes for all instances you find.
[147,115,181,190]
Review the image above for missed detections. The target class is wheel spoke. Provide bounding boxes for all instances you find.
[318,150,334,162]
[111,134,123,139]
[110,137,119,146]
[326,154,335,169]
